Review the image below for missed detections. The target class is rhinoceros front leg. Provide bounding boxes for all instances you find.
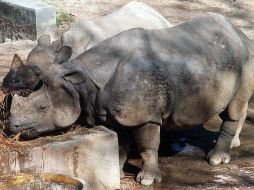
[118,132,130,178]
[133,123,162,186]
[119,145,128,178]
[208,101,248,165]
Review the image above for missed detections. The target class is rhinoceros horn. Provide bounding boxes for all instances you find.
[11,54,24,70]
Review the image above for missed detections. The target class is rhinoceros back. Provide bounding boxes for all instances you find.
[146,13,251,126]
[75,28,149,89]
[62,1,172,58]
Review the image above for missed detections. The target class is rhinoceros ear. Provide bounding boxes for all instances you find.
[52,80,81,128]
[38,35,51,47]
[11,54,24,70]
[50,37,63,52]
[63,70,86,84]
[53,46,72,64]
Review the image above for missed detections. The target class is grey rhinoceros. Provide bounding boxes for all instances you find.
[2,1,172,93]
[9,13,253,186]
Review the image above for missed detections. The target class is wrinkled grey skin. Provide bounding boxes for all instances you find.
[2,1,172,93]
[9,13,254,186]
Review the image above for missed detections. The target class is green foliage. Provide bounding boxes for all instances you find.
[56,10,73,27]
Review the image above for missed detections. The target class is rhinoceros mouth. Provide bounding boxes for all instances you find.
[9,123,71,139]
[10,125,36,134]
[8,119,40,135]
[9,125,44,139]
[18,127,71,139]
[20,128,41,138]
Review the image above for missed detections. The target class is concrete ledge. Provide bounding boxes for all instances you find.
[0,127,120,190]
[0,0,56,42]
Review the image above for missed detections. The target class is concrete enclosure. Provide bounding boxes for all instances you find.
[0,0,56,42]
[0,127,120,190]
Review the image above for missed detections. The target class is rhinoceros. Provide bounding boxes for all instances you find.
[2,1,172,93]
[9,13,253,186]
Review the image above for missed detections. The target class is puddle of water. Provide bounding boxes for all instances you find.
[162,164,215,186]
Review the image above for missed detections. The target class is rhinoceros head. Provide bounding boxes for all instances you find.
[2,54,44,92]
[2,35,72,93]
[9,63,86,138]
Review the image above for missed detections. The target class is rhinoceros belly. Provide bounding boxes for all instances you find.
[170,70,239,128]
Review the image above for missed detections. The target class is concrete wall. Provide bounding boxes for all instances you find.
[0,0,56,42]
[0,127,120,190]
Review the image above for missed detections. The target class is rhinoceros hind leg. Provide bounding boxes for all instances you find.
[208,101,248,165]
[133,123,162,186]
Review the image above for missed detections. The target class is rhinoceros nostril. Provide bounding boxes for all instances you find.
[1,86,8,93]
[9,118,20,128]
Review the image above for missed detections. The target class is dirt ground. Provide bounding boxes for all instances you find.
[121,116,254,190]
[0,0,254,189]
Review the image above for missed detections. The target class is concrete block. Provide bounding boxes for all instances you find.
[0,126,120,190]
[0,0,56,42]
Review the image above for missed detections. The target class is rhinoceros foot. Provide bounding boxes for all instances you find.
[136,168,162,186]
[207,150,231,166]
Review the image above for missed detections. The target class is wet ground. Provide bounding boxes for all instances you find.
[121,116,254,190]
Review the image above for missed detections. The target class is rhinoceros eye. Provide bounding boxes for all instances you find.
[37,105,47,113]
[11,78,21,83]
[39,105,47,110]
